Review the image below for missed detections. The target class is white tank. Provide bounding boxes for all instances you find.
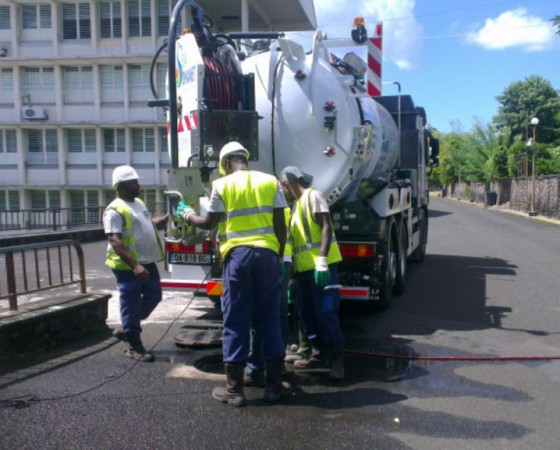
[241,37,399,204]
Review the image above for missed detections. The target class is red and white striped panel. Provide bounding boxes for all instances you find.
[367,22,383,97]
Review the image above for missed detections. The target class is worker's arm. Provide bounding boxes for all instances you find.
[314,212,333,258]
[185,211,222,230]
[152,213,169,230]
[106,233,150,281]
[273,207,287,259]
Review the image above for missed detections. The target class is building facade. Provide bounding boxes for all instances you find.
[0,0,180,220]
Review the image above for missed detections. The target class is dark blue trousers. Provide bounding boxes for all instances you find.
[295,264,343,346]
[221,246,284,364]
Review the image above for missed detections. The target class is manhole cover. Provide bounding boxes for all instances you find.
[194,353,224,374]
[174,328,222,348]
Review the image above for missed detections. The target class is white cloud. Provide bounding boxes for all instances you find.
[466,8,556,52]
[311,0,424,70]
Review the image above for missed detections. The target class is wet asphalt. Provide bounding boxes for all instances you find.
[2,197,560,449]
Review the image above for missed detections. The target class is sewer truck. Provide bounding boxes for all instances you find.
[154,2,439,308]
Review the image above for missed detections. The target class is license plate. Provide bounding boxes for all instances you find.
[168,253,212,265]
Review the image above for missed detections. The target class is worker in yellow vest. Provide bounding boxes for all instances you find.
[104,165,168,362]
[279,165,345,380]
[178,142,292,407]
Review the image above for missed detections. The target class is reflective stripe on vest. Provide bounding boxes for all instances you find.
[284,207,293,258]
[214,170,280,259]
[105,198,163,270]
[291,188,342,272]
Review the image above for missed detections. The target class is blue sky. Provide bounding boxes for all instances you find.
[291,0,559,134]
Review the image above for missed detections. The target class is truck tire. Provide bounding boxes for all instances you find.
[378,218,397,308]
[393,221,407,295]
[410,209,428,262]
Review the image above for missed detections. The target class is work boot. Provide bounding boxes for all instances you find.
[293,341,328,371]
[124,332,155,362]
[328,342,345,381]
[213,363,247,407]
[263,360,293,403]
[285,329,312,363]
[243,370,265,388]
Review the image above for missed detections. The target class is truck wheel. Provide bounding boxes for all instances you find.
[378,218,397,308]
[393,221,407,295]
[410,210,428,262]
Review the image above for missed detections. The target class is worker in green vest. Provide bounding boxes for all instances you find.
[104,165,168,362]
[279,165,345,380]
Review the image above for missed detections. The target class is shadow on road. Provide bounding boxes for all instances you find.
[428,208,453,219]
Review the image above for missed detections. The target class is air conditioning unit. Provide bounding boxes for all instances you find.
[22,106,48,120]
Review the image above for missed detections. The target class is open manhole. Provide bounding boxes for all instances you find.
[174,328,222,348]
[194,353,224,374]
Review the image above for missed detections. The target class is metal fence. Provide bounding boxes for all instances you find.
[0,240,86,311]
[0,203,165,232]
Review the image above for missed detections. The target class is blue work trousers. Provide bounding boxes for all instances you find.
[112,263,162,335]
[221,246,284,364]
[295,264,343,346]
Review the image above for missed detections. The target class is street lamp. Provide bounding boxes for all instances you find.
[529,117,539,216]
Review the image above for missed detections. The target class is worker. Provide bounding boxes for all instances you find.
[278,165,345,380]
[103,165,169,362]
[177,141,292,406]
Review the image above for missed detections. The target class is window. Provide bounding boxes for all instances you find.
[31,190,47,209]
[69,190,99,224]
[0,6,10,30]
[156,62,167,99]
[27,129,58,164]
[157,0,181,36]
[128,64,151,103]
[0,69,14,105]
[67,129,96,153]
[21,67,55,104]
[62,66,93,104]
[100,65,124,103]
[0,130,16,153]
[128,0,150,37]
[22,4,51,29]
[140,189,157,213]
[132,128,154,152]
[49,191,61,209]
[103,128,125,152]
[99,1,121,38]
[8,191,19,210]
[160,128,168,153]
[62,3,91,40]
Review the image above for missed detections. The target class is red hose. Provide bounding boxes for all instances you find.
[343,348,560,361]
[203,57,237,110]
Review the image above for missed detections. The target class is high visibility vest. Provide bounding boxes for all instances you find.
[291,188,342,272]
[214,170,280,259]
[105,198,163,270]
[284,207,292,259]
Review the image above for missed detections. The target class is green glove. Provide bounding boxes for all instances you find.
[314,256,330,288]
[287,280,297,305]
[176,201,194,220]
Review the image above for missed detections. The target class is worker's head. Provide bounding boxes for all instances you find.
[218,141,250,176]
[112,165,140,199]
[279,166,313,201]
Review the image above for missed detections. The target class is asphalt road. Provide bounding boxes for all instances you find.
[1,198,560,450]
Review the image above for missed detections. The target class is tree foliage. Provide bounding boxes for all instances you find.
[552,15,560,35]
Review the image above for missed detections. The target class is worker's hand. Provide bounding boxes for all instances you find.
[287,279,297,305]
[176,201,194,221]
[153,213,169,230]
[132,264,150,282]
[278,259,286,284]
[314,256,330,287]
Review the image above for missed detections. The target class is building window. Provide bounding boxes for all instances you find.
[103,128,125,152]
[22,4,51,29]
[160,128,168,153]
[0,191,21,211]
[31,190,47,209]
[27,129,58,165]
[157,0,181,36]
[128,64,151,103]
[62,66,93,104]
[69,190,99,224]
[62,3,91,40]
[67,129,96,153]
[128,0,151,37]
[21,67,55,104]
[156,62,167,99]
[132,128,154,152]
[0,69,14,105]
[100,65,124,103]
[0,6,10,30]
[99,1,121,38]
[0,130,16,153]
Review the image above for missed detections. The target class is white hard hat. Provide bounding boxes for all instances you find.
[218,141,250,175]
[112,165,139,187]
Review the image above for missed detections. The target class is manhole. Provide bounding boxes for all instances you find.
[174,328,222,348]
[194,353,224,374]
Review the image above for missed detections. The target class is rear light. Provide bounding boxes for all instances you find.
[339,243,375,258]
[165,241,212,254]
